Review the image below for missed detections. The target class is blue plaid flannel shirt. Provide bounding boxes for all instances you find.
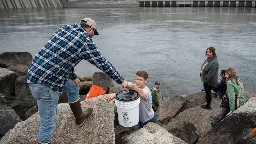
[27,23,124,93]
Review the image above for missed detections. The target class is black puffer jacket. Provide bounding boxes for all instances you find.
[221,94,229,108]
[220,78,227,96]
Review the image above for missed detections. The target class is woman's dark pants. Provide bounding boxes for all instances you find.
[203,83,213,106]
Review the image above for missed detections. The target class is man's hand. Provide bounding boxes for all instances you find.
[73,78,80,88]
[106,93,116,101]
[121,80,128,88]
[127,82,136,90]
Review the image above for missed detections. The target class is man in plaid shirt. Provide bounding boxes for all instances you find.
[27,18,129,144]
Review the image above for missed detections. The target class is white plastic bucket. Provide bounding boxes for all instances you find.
[115,98,140,127]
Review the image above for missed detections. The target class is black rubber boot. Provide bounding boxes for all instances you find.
[69,99,93,127]
[201,104,211,110]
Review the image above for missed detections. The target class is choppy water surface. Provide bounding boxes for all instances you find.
[0,7,255,96]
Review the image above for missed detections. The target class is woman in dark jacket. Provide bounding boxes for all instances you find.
[200,47,219,109]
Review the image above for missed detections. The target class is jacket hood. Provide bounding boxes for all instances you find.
[227,78,242,91]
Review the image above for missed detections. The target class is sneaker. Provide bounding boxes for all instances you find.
[201,105,211,110]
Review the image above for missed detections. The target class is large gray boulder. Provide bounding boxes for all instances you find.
[15,76,33,101]
[79,81,93,95]
[0,95,115,144]
[115,124,140,144]
[122,123,187,144]
[0,52,32,68]
[0,68,17,96]
[163,96,222,143]
[7,100,36,121]
[79,72,119,95]
[198,97,256,144]
[0,91,35,121]
[0,52,32,76]
[157,96,187,125]
[0,75,36,120]
[8,64,29,76]
[109,82,120,93]
[79,76,92,82]
[92,72,112,92]
[183,92,209,109]
[169,122,199,144]
[0,105,22,139]
[24,105,38,120]
[157,92,215,125]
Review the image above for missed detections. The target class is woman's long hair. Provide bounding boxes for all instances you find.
[205,47,217,62]
[206,47,217,58]
[226,68,240,84]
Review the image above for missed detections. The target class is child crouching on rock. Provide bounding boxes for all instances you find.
[210,68,245,126]
[107,70,157,128]
[214,70,227,99]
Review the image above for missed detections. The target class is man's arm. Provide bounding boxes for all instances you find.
[69,73,77,80]
[68,67,78,80]
[68,68,80,87]
[81,39,124,85]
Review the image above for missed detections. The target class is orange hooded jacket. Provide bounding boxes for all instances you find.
[85,85,105,100]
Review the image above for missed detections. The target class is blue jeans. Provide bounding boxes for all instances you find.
[29,79,80,143]
[139,112,157,128]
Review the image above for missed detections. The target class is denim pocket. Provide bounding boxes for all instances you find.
[29,84,43,100]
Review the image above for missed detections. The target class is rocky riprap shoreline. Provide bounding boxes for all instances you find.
[1,52,256,144]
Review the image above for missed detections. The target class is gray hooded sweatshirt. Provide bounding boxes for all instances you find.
[200,56,219,87]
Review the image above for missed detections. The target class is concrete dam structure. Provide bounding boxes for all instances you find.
[63,0,138,8]
[139,0,256,7]
[0,0,64,9]
[0,0,255,9]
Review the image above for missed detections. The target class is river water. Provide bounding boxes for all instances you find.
[0,7,255,96]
